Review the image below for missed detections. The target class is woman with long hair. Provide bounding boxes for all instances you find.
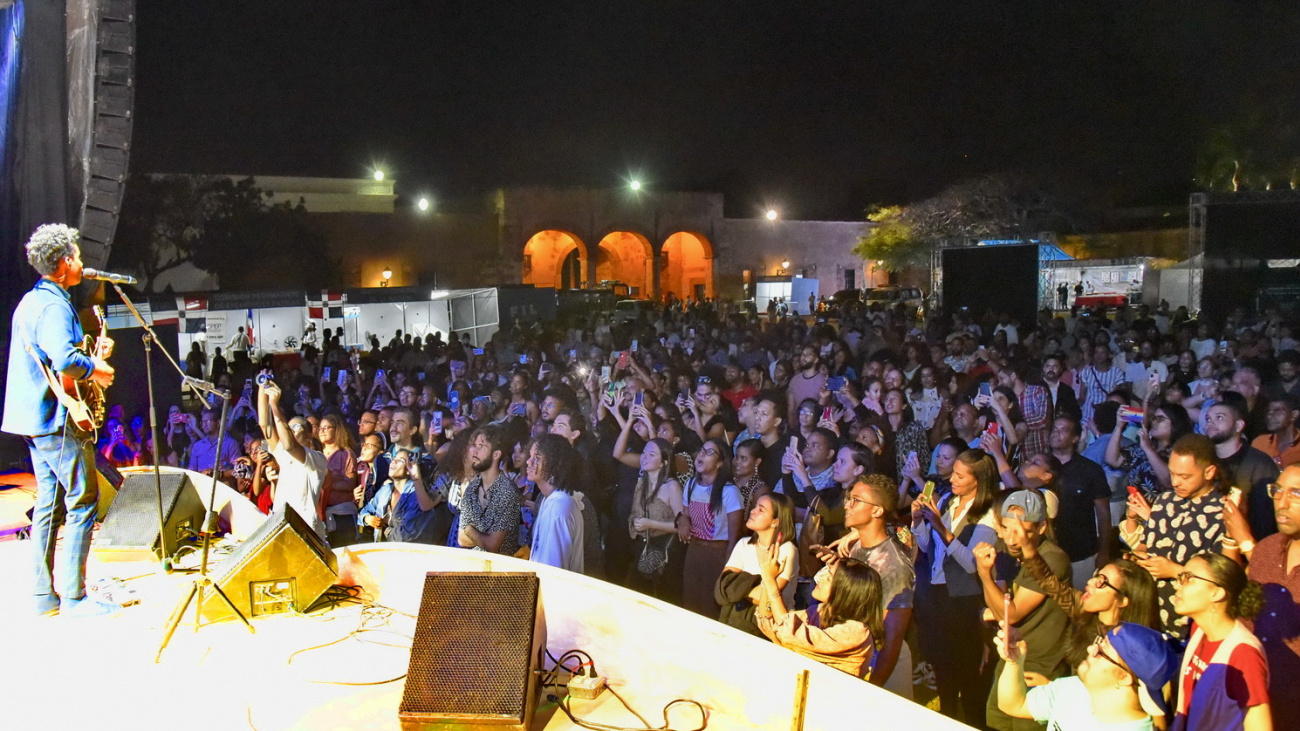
[507,370,540,424]
[756,551,884,677]
[626,438,685,601]
[1171,552,1271,731]
[911,448,1000,725]
[434,430,475,548]
[1014,540,1162,680]
[881,387,928,483]
[720,492,798,634]
[679,438,744,617]
[318,412,360,547]
[525,434,584,572]
[1106,401,1193,500]
[731,438,770,515]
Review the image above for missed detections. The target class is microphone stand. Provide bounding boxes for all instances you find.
[155,378,253,662]
[108,283,194,574]
[99,284,252,659]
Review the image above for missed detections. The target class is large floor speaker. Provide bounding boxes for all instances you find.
[92,451,124,521]
[200,504,337,623]
[92,467,204,561]
[400,572,546,731]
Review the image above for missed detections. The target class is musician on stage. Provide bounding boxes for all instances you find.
[2,224,115,616]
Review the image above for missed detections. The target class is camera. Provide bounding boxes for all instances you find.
[255,373,274,387]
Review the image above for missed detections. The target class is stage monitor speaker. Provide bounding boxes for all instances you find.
[92,467,204,561]
[199,504,337,623]
[399,572,546,731]
[92,450,124,520]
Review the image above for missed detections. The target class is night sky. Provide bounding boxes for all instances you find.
[131,2,1300,220]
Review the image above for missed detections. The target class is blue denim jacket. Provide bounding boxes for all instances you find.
[2,279,95,436]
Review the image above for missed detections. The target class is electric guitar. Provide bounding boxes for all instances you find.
[27,305,110,431]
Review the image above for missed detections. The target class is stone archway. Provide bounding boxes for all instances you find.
[661,231,714,302]
[522,230,587,290]
[594,231,654,298]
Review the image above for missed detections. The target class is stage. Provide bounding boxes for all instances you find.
[0,472,966,730]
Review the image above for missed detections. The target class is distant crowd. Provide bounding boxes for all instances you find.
[97,296,1300,730]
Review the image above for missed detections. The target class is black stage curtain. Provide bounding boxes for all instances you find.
[0,1,76,466]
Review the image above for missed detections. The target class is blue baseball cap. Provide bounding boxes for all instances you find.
[1004,490,1046,524]
[1106,623,1179,717]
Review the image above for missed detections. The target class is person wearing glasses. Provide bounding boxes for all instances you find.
[1121,434,1228,637]
[1170,552,1270,731]
[1223,465,1300,731]
[1014,518,1161,668]
[995,622,1180,731]
[818,474,916,698]
[679,438,744,617]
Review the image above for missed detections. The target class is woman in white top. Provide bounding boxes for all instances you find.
[679,438,744,617]
[723,492,798,610]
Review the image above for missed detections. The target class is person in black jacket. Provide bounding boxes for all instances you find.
[1040,354,1080,421]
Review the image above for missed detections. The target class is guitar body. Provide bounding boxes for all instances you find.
[29,307,108,432]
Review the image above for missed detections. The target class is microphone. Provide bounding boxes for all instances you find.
[83,268,138,285]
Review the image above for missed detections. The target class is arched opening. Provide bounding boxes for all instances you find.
[594,231,653,298]
[522,230,587,290]
[661,232,714,302]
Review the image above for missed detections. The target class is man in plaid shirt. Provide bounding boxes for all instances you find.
[998,364,1050,459]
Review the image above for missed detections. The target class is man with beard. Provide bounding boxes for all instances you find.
[786,345,827,423]
[1251,394,1300,470]
[1040,354,1080,421]
[1121,434,1227,637]
[1078,344,1127,428]
[1223,464,1300,731]
[974,490,1073,731]
[457,425,521,555]
[1049,416,1112,589]
[1204,399,1278,540]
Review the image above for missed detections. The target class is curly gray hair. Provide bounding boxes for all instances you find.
[26,224,80,275]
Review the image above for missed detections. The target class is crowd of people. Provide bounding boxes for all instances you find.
[99,296,1300,731]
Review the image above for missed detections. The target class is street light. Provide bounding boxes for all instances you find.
[766,209,778,221]
[381,266,392,287]
[629,179,642,191]
[781,259,791,270]
[417,197,430,212]
[373,170,386,182]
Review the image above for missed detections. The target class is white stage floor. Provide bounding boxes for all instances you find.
[0,537,967,731]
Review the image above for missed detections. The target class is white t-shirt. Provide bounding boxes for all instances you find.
[1025,676,1152,731]
[272,445,328,540]
[725,537,797,608]
[687,480,744,541]
[531,490,584,574]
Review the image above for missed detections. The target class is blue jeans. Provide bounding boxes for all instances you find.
[27,427,97,603]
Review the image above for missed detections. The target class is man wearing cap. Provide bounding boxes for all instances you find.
[995,622,1179,730]
[975,490,1074,731]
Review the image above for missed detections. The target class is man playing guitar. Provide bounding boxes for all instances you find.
[3,224,115,616]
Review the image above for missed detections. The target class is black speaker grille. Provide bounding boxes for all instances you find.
[400,573,540,719]
[96,471,189,548]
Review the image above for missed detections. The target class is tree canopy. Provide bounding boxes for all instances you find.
[111,175,339,292]
[855,173,1086,272]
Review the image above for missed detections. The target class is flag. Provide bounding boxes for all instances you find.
[306,290,346,321]
[245,308,256,348]
[178,296,208,334]
[151,300,179,327]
